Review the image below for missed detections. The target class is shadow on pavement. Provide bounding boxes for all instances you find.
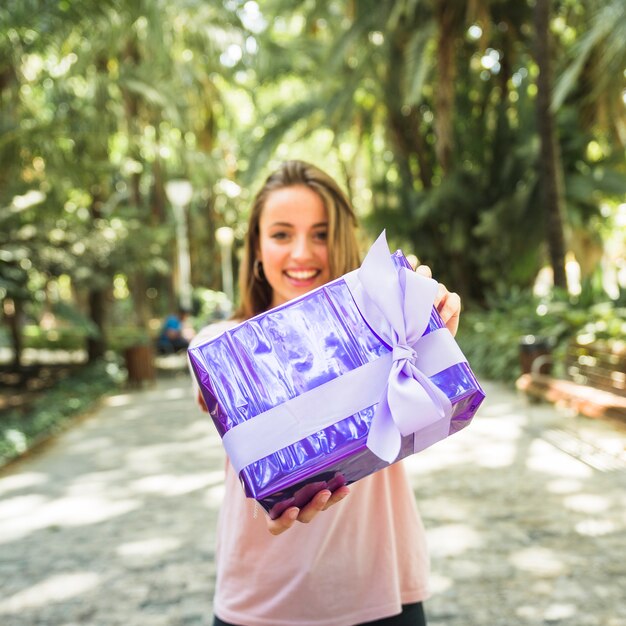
[0,378,624,626]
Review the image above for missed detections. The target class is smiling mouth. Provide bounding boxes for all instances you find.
[284,269,320,281]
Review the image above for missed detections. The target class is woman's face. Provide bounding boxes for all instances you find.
[257,184,331,309]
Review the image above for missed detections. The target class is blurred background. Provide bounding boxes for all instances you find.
[1,0,625,462]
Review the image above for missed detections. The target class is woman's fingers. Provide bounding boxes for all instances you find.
[265,487,350,535]
[197,391,208,412]
[266,490,331,535]
[267,506,301,536]
[321,485,350,511]
[415,264,432,279]
[296,489,332,523]
[437,289,461,336]
[415,264,461,336]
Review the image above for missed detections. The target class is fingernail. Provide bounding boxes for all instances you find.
[287,508,299,521]
[318,490,332,505]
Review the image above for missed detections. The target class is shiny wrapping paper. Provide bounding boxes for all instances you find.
[189,248,485,518]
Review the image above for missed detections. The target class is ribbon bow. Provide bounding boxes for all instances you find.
[346,231,454,463]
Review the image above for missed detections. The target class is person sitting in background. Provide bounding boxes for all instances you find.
[156,308,191,354]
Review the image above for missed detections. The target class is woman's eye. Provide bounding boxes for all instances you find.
[270,231,289,240]
[313,231,328,242]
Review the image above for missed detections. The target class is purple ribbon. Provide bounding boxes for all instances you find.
[345,231,455,463]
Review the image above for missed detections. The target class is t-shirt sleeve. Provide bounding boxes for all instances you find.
[187,320,239,410]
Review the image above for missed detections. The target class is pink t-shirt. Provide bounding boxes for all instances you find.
[191,322,430,626]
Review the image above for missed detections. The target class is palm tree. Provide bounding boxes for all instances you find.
[0,1,246,363]
[534,0,568,289]
[553,0,626,147]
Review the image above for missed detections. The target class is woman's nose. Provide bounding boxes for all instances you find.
[290,235,313,260]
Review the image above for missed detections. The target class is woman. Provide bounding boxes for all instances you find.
[192,160,461,626]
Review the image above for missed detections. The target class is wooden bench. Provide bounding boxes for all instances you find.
[516,340,626,421]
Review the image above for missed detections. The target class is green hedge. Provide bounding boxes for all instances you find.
[15,325,155,353]
[21,326,88,351]
[0,358,123,467]
[455,287,626,384]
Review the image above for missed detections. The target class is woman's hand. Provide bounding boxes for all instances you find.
[197,391,208,412]
[415,265,461,337]
[265,486,351,536]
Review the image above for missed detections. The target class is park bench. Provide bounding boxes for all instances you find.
[516,339,626,421]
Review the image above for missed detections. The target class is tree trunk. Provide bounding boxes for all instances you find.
[388,106,434,191]
[534,0,568,290]
[386,32,433,190]
[434,0,457,174]
[5,298,23,370]
[87,289,107,362]
[87,185,108,362]
[150,154,167,225]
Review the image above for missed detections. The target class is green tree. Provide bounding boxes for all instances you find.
[0,1,245,365]
[534,0,568,289]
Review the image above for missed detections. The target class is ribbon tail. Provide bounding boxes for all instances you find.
[366,390,402,464]
[387,367,447,436]
[400,267,439,343]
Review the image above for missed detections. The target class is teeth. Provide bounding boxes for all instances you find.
[286,270,318,280]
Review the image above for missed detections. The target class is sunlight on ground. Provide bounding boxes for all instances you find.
[122,440,222,474]
[0,494,48,520]
[66,470,127,494]
[0,572,100,614]
[509,546,567,576]
[427,523,483,557]
[562,492,611,514]
[525,439,593,478]
[0,471,48,496]
[178,418,220,439]
[129,470,224,497]
[0,494,140,543]
[516,602,577,621]
[404,392,531,475]
[66,436,114,455]
[116,536,182,558]
[575,518,618,537]
[545,477,584,494]
[479,400,520,417]
[49,496,141,526]
[163,386,191,400]
[576,425,626,458]
[416,497,469,521]
[118,407,146,420]
[404,421,521,474]
[204,483,226,507]
[105,393,134,407]
[428,573,454,594]
[473,440,519,468]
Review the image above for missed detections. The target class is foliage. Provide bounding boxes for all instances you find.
[0,1,247,363]
[1,1,624,376]
[456,284,626,383]
[234,0,625,305]
[0,358,122,466]
[20,325,88,351]
[108,326,155,351]
[193,287,233,327]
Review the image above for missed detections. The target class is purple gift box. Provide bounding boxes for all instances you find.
[189,232,485,518]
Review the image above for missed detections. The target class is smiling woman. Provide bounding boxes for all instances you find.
[235,160,361,320]
[257,185,331,308]
[190,160,464,626]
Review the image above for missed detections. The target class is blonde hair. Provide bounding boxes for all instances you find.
[235,160,360,320]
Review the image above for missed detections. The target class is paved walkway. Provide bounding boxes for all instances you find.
[0,373,624,626]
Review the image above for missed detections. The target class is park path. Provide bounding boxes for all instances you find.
[0,371,624,626]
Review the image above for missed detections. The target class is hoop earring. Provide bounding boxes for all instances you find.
[253,259,265,282]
